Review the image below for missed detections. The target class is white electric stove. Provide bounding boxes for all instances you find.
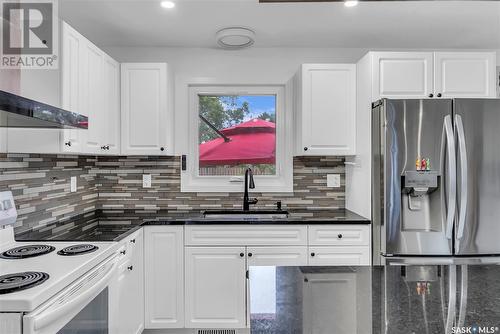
[0,191,120,334]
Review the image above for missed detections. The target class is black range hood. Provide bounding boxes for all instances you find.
[0,90,88,129]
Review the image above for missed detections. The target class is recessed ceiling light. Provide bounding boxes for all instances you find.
[216,27,255,50]
[344,0,358,7]
[160,1,175,9]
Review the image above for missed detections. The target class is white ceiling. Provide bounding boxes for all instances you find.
[60,0,500,49]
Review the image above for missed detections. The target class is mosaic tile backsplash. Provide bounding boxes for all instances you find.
[0,154,345,233]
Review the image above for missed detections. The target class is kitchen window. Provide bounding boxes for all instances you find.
[181,85,293,192]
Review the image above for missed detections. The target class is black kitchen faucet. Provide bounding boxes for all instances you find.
[243,168,258,211]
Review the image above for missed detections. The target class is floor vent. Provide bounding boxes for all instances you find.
[197,330,236,334]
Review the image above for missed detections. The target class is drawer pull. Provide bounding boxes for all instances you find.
[130,239,136,244]
[338,234,343,239]
[310,252,315,257]
[239,253,245,258]
[120,250,126,255]
[127,265,133,271]
[248,252,253,257]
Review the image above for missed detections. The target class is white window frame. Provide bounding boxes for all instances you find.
[181,85,293,193]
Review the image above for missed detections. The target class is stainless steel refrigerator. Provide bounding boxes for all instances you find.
[372,98,500,262]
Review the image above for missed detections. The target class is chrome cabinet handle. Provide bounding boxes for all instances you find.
[127,265,133,271]
[130,239,136,244]
[443,115,457,240]
[65,141,72,146]
[455,115,468,240]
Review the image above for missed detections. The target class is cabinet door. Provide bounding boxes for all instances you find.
[434,52,496,98]
[102,55,120,154]
[372,52,434,99]
[301,64,356,155]
[303,273,358,334]
[61,22,84,153]
[82,41,104,154]
[185,247,247,329]
[308,246,370,266]
[112,229,144,334]
[144,226,184,329]
[121,63,169,155]
[246,246,308,266]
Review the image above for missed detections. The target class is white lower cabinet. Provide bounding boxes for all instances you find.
[185,246,247,329]
[247,246,308,266]
[308,246,370,266]
[143,224,371,330]
[144,226,184,329]
[111,229,144,334]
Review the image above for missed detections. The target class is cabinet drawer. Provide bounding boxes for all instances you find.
[247,246,308,266]
[308,225,370,246]
[308,246,370,266]
[185,225,307,246]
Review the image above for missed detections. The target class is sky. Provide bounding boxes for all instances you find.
[237,95,276,120]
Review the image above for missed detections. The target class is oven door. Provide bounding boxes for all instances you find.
[23,254,118,334]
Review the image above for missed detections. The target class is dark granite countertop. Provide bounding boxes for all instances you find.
[16,209,369,242]
[248,265,500,334]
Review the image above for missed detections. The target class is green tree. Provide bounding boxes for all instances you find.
[198,96,249,143]
[257,111,276,123]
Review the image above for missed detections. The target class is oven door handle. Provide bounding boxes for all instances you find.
[23,254,118,334]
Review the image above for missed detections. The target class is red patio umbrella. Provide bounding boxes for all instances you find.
[199,118,276,166]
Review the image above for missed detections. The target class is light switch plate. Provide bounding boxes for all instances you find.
[70,176,77,193]
[143,174,152,188]
[327,174,341,188]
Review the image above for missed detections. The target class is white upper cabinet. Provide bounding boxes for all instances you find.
[121,63,170,155]
[371,51,497,100]
[296,64,356,156]
[434,52,497,98]
[61,21,84,153]
[372,52,434,99]
[102,55,121,154]
[81,41,105,154]
[60,21,120,155]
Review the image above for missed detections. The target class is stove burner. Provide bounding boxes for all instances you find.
[57,244,98,256]
[0,245,55,259]
[0,272,49,294]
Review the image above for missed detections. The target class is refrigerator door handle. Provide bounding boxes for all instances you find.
[457,265,468,327]
[444,115,457,240]
[455,115,468,240]
[445,265,457,334]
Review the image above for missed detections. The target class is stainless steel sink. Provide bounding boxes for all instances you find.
[202,210,289,220]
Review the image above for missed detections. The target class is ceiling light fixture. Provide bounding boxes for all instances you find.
[216,27,255,50]
[344,0,358,7]
[160,1,176,9]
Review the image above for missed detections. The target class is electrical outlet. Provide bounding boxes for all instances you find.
[70,176,77,192]
[327,174,341,188]
[143,174,152,188]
